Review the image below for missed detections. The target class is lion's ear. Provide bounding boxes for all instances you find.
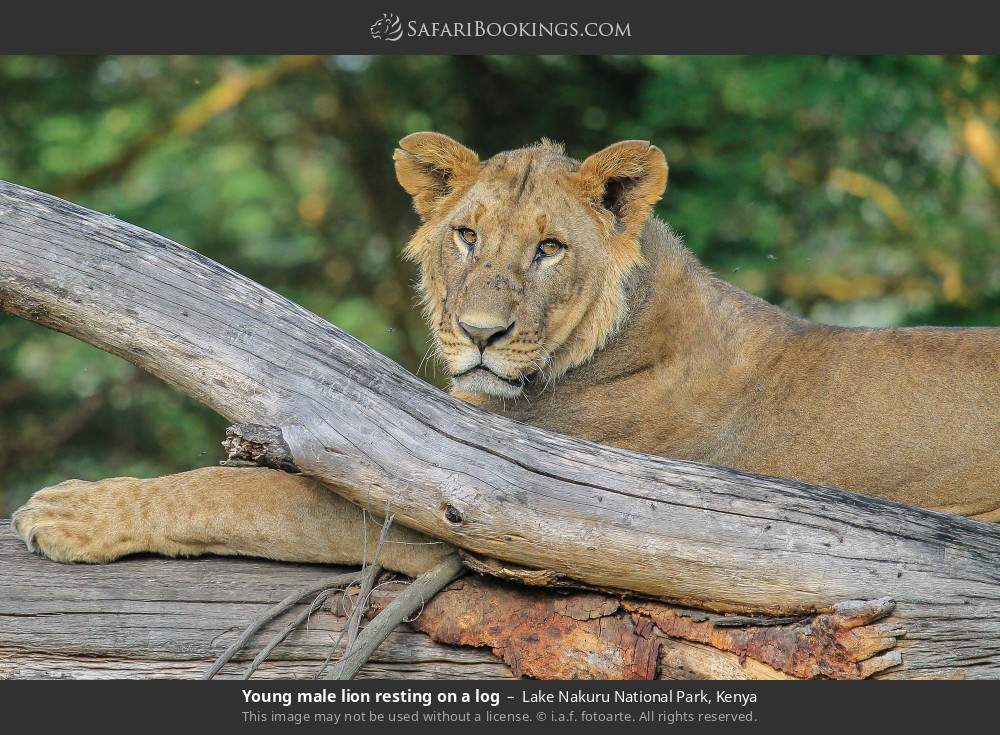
[575,141,668,237]
[394,132,480,221]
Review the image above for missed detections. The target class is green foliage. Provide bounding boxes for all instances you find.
[1,55,997,513]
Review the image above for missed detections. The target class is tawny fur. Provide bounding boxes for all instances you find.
[13,468,451,576]
[13,133,1000,576]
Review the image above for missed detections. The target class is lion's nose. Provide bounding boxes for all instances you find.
[458,320,515,351]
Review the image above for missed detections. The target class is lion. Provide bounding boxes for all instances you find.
[12,133,1000,577]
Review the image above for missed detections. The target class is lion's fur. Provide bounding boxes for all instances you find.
[399,133,1000,518]
[396,133,666,396]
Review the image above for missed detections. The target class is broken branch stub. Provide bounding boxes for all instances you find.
[222,424,300,473]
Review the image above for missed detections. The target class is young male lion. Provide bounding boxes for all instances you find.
[13,133,1000,575]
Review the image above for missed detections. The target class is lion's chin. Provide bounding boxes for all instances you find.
[452,367,525,399]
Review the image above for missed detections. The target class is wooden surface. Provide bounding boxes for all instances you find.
[1,180,998,678]
[363,576,904,680]
[0,521,796,681]
[0,521,511,680]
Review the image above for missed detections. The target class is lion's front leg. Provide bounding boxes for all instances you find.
[12,466,450,576]
[13,475,192,563]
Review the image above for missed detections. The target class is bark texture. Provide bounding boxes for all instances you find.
[0,522,879,681]
[0,521,507,680]
[354,577,900,680]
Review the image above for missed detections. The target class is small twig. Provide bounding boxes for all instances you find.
[212,510,397,680]
[334,513,395,664]
[241,589,338,680]
[341,564,382,647]
[202,570,361,680]
[314,628,349,680]
[327,554,465,680]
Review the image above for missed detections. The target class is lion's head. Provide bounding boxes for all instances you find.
[394,133,668,399]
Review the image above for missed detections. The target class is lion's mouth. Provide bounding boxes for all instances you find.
[451,365,537,398]
[453,365,532,388]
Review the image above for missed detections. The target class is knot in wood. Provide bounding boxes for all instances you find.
[443,504,464,525]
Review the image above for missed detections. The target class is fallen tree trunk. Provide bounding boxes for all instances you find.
[0,521,508,679]
[1,180,998,678]
[0,520,885,680]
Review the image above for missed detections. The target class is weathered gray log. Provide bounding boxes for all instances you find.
[1,180,998,679]
[0,521,510,679]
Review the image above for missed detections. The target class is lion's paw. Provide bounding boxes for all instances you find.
[12,478,142,564]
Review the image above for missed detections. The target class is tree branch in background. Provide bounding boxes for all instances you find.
[828,167,912,233]
[962,114,1000,189]
[58,55,323,199]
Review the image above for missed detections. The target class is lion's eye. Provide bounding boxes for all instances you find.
[535,239,565,261]
[454,227,478,250]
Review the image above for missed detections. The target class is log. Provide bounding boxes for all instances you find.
[0,520,806,680]
[1,180,998,678]
[0,521,509,679]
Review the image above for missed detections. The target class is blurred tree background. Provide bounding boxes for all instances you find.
[1,55,998,514]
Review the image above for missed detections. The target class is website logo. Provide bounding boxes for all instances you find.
[367,15,631,43]
[370,13,404,42]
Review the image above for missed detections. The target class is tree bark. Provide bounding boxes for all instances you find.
[350,575,902,680]
[0,521,508,680]
[0,520,884,681]
[1,180,998,679]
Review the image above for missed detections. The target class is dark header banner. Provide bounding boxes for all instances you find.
[1,1,999,54]
[2,679,995,733]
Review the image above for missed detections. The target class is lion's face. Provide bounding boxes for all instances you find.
[394,134,667,399]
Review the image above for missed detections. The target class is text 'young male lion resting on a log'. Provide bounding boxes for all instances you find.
[13,133,1000,581]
